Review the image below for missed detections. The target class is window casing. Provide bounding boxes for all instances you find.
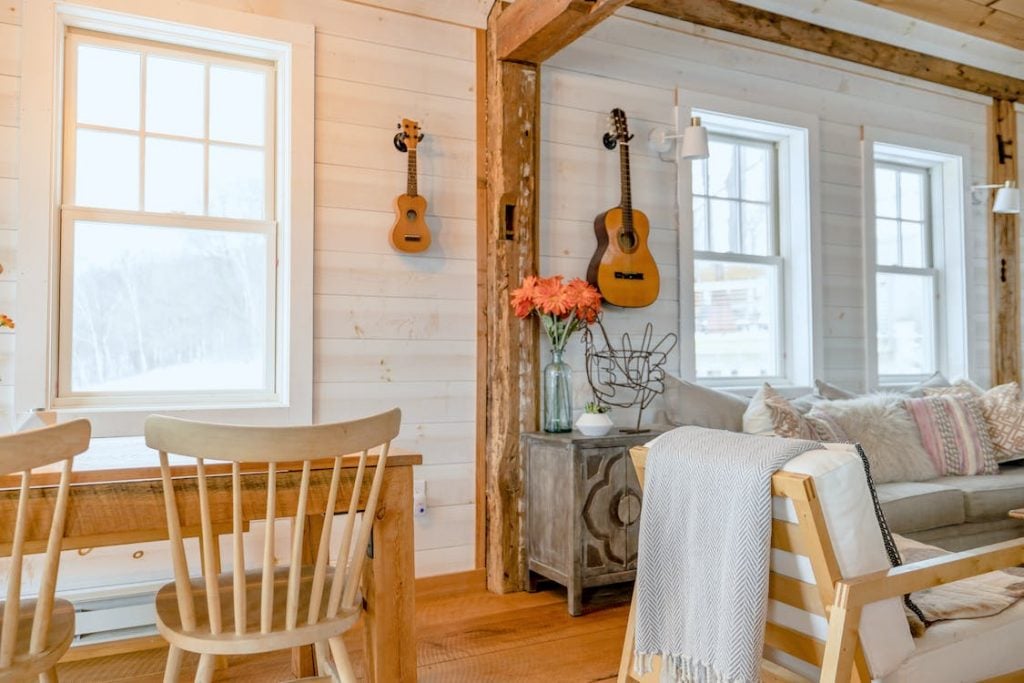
[692,133,784,380]
[19,1,315,435]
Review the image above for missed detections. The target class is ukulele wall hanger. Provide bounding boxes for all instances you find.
[389,118,432,254]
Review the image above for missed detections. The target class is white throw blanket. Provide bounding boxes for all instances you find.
[634,426,820,683]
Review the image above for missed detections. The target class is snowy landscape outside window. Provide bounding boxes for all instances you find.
[58,30,277,405]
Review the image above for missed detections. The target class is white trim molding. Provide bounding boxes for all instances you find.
[19,0,315,435]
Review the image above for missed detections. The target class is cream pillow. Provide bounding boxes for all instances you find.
[662,374,749,431]
[743,384,776,435]
[815,394,939,483]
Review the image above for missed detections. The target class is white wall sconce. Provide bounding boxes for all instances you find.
[972,180,1021,214]
[648,116,710,161]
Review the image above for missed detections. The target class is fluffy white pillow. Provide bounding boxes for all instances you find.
[815,394,939,483]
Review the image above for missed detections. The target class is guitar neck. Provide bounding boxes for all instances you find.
[619,143,633,233]
[407,149,418,197]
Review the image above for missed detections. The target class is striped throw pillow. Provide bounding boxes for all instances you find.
[904,395,999,476]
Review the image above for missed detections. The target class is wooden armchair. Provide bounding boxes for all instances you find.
[144,409,401,683]
[0,419,91,683]
[619,442,1024,683]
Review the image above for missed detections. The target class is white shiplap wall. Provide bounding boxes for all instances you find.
[4,0,480,577]
[541,8,994,406]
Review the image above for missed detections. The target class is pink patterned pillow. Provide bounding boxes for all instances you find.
[904,395,998,476]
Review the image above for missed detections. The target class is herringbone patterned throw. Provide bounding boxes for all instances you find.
[634,427,819,683]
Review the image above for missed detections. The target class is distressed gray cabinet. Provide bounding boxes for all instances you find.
[522,428,667,615]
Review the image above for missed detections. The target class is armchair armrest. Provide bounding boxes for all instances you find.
[836,537,1024,610]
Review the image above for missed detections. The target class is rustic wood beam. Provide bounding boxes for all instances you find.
[496,0,632,64]
[630,0,1024,101]
[483,1,541,594]
[860,0,1024,53]
[988,98,1021,386]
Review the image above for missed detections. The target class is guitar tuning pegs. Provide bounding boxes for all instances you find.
[417,133,425,142]
[396,122,402,129]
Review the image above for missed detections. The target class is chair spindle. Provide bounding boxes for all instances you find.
[231,462,246,636]
[286,461,313,630]
[159,451,196,632]
[0,471,31,668]
[260,463,277,634]
[29,458,73,654]
[308,457,343,625]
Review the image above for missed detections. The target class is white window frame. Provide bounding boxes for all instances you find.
[862,128,970,390]
[20,0,315,436]
[678,91,822,391]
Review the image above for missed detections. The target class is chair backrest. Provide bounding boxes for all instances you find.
[0,419,91,667]
[143,409,401,637]
[627,443,914,682]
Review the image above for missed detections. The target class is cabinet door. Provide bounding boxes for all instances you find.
[579,446,641,577]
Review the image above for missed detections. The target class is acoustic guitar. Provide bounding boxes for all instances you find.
[587,108,660,308]
[389,118,432,253]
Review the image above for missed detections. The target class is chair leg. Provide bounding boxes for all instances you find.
[328,636,357,683]
[164,645,185,683]
[39,667,58,683]
[314,640,331,677]
[195,653,216,683]
[617,589,637,683]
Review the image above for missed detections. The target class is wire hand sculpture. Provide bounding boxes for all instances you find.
[583,321,678,433]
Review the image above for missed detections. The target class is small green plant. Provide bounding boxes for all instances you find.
[584,401,609,414]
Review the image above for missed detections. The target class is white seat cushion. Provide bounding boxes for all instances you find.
[774,444,915,679]
[881,599,1024,682]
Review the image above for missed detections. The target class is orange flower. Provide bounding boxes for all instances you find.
[534,276,572,317]
[565,278,601,323]
[0,314,14,330]
[510,275,540,319]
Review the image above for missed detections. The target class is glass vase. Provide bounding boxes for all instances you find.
[543,349,573,433]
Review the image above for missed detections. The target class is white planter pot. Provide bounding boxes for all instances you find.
[575,412,614,437]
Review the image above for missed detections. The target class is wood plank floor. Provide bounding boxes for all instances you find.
[55,582,631,682]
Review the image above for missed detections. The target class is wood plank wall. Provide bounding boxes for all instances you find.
[542,8,994,406]
[0,0,1007,582]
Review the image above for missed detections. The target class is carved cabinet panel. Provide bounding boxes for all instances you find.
[522,429,664,616]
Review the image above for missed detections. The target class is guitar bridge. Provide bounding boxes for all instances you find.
[614,272,645,280]
[403,235,422,242]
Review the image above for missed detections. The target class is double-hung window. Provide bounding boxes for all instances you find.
[20,1,314,434]
[692,134,783,379]
[873,163,937,379]
[60,30,276,405]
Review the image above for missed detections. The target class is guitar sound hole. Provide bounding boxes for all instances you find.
[406,209,418,221]
[617,230,638,253]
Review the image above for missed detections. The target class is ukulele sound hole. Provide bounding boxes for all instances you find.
[406,209,418,221]
[617,230,638,253]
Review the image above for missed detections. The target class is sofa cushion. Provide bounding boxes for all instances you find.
[935,467,1024,523]
[662,374,749,431]
[876,482,965,534]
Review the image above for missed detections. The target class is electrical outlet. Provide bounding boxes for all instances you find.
[413,479,427,517]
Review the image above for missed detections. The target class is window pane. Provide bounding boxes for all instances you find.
[692,158,708,196]
[694,259,780,378]
[900,220,926,268]
[876,218,899,266]
[145,138,204,215]
[740,202,770,256]
[75,130,139,210]
[70,220,268,393]
[707,139,737,198]
[209,145,265,219]
[209,66,266,145]
[876,272,935,377]
[77,45,140,130]
[146,55,204,138]
[708,199,738,252]
[740,145,769,202]
[875,167,898,218]
[692,198,708,251]
[899,170,924,221]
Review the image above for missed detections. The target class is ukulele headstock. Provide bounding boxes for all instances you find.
[393,118,424,153]
[603,108,633,150]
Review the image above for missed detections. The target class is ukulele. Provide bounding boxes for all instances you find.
[587,108,660,308]
[389,119,432,253]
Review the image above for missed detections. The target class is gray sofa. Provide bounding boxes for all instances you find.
[878,459,1024,550]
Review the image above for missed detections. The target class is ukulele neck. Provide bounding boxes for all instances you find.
[619,142,633,234]
[407,149,418,197]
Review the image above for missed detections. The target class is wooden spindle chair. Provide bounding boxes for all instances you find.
[0,419,91,683]
[144,409,401,683]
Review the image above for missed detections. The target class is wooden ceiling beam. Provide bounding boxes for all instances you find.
[631,0,1024,101]
[860,0,1024,53]
[496,0,633,64]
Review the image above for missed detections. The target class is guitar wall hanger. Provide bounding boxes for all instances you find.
[393,121,424,153]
